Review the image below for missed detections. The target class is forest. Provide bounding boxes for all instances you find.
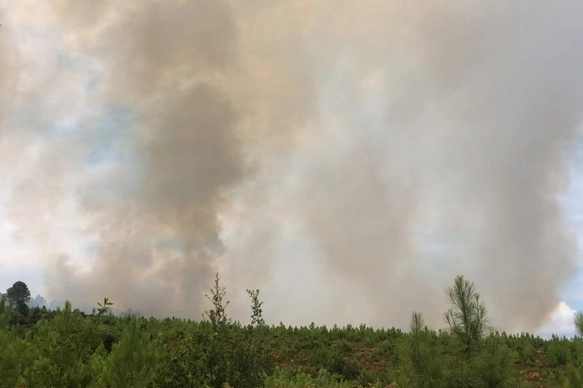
[2,274,583,388]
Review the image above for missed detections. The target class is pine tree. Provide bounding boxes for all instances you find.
[396,311,445,388]
[102,318,161,387]
[6,281,31,316]
[444,275,489,356]
[204,272,230,330]
[247,289,265,327]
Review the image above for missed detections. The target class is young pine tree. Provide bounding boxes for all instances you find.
[396,311,445,388]
[247,289,265,327]
[205,272,231,331]
[443,275,489,387]
[99,318,162,388]
[444,275,489,356]
[442,275,517,387]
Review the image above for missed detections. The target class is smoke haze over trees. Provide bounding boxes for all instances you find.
[0,1,582,332]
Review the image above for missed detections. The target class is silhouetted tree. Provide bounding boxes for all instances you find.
[6,281,31,316]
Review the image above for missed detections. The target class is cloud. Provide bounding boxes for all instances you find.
[536,301,577,338]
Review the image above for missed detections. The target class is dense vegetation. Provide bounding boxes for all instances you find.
[2,274,583,387]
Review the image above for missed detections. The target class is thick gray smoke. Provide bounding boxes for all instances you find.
[1,0,583,331]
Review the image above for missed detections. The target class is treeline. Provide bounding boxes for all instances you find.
[2,274,583,387]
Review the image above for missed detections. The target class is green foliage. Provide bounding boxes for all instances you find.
[0,295,25,388]
[473,331,518,388]
[21,300,108,387]
[324,346,360,381]
[0,295,12,329]
[264,368,377,388]
[563,364,583,388]
[517,340,537,366]
[547,337,571,367]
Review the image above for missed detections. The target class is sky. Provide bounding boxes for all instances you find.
[1,1,583,338]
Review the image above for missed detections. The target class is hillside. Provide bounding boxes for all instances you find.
[2,275,583,387]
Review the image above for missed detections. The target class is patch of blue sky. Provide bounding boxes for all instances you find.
[567,132,583,150]
[7,48,102,135]
[83,238,100,252]
[93,104,134,136]
[44,119,78,137]
[558,133,583,310]
[84,104,137,167]
[56,48,99,75]
[0,269,43,298]
[86,73,102,92]
[79,104,147,205]
[55,46,105,103]
[84,148,118,166]
[562,264,583,305]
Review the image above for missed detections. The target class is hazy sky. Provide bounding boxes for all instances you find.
[1,1,583,337]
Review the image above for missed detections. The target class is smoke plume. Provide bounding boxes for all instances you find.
[1,0,583,331]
